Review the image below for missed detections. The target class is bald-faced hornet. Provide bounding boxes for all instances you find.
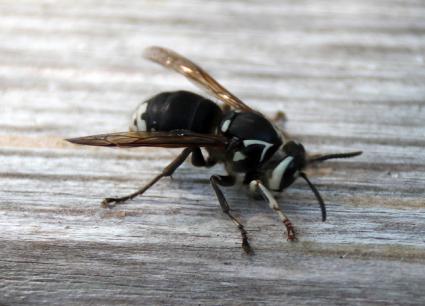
[67,46,361,254]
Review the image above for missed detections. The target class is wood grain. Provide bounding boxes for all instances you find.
[1,0,424,305]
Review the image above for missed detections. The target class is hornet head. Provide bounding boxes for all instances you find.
[259,141,362,221]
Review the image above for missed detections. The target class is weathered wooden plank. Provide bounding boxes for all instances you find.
[1,0,424,305]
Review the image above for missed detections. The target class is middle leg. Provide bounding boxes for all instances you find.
[210,175,252,254]
[191,147,217,168]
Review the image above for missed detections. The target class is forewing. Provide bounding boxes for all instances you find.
[66,131,227,148]
[143,46,254,112]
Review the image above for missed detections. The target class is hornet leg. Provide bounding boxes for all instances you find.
[272,111,291,140]
[191,147,217,168]
[273,110,287,124]
[250,180,296,241]
[102,148,192,208]
[210,175,252,254]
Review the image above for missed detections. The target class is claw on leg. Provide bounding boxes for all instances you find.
[283,219,297,241]
[242,236,252,254]
[101,197,129,209]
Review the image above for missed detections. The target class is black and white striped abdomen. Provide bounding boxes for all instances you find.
[129,91,223,134]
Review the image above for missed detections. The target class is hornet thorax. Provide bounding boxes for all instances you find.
[219,111,283,173]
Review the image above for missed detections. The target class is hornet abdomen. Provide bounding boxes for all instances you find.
[130,90,223,134]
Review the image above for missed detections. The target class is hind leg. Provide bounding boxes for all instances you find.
[102,147,215,208]
[102,148,192,208]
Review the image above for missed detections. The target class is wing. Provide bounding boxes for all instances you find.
[66,131,227,148]
[143,46,254,112]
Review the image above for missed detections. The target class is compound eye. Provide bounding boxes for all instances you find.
[283,141,305,156]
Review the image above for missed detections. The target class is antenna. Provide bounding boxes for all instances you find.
[299,172,326,222]
[308,151,362,164]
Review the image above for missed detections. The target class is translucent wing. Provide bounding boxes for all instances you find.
[144,46,254,112]
[66,131,227,148]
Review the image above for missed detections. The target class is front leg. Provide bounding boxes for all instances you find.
[249,180,296,241]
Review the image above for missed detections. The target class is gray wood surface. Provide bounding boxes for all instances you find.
[1,0,424,305]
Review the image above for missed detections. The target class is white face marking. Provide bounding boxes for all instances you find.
[268,156,294,190]
[243,140,274,163]
[221,119,232,133]
[233,151,246,162]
